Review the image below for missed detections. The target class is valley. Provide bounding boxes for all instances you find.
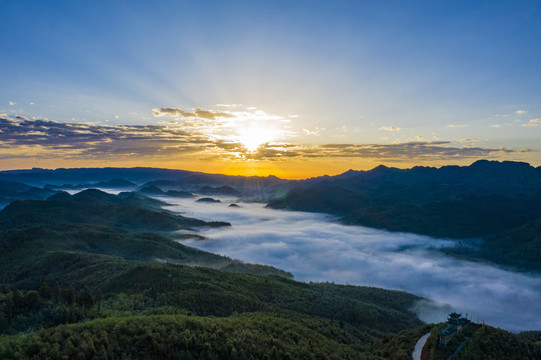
[0,161,540,359]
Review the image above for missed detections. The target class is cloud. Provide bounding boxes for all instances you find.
[445,124,470,128]
[9,101,15,106]
[270,141,517,162]
[216,104,242,108]
[0,116,211,160]
[301,128,321,136]
[153,106,293,143]
[522,118,541,127]
[158,197,541,332]
[515,110,528,114]
[458,138,481,142]
[0,115,531,163]
[490,124,502,128]
[379,126,401,132]
[153,107,234,120]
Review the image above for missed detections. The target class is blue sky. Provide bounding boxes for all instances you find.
[1,0,540,176]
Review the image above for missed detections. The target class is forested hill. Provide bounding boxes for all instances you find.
[268,160,541,237]
[0,189,230,232]
[2,160,541,273]
[0,167,295,202]
[267,160,541,273]
[0,187,425,359]
[0,165,539,358]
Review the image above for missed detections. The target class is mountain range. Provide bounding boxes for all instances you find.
[0,161,540,358]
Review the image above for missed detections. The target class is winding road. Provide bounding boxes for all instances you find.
[412,332,431,360]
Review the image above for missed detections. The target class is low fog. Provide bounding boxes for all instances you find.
[159,196,541,332]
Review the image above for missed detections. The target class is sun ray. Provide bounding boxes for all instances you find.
[237,125,276,152]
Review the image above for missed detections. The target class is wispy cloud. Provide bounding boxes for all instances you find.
[458,138,481,142]
[9,101,15,106]
[378,126,401,132]
[216,104,242,108]
[153,106,293,143]
[445,124,470,128]
[0,114,530,163]
[153,107,234,120]
[515,110,528,114]
[301,128,322,136]
[0,116,210,160]
[282,142,516,162]
[522,118,541,127]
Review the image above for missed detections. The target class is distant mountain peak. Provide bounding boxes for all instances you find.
[47,191,72,201]
[138,185,165,195]
[74,188,110,197]
[71,188,118,204]
[336,169,361,178]
[470,159,532,169]
[369,165,398,174]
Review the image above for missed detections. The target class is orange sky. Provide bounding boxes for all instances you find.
[2,150,539,179]
[2,2,541,178]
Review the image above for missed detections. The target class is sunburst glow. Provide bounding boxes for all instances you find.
[237,125,276,152]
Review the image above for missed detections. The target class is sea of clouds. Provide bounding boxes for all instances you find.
[162,196,541,332]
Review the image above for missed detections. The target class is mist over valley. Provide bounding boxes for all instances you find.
[161,195,541,332]
[1,162,541,359]
[2,1,541,357]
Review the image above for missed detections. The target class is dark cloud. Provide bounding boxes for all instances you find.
[153,107,234,120]
[0,116,210,159]
[0,116,531,163]
[245,141,518,162]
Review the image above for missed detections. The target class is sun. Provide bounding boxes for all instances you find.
[237,125,275,152]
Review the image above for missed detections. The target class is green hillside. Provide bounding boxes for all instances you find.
[267,161,541,273]
[0,313,379,360]
[0,186,538,358]
[0,189,229,231]
[0,190,425,358]
[421,323,541,360]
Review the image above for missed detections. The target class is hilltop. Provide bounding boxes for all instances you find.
[267,160,541,273]
[0,188,424,359]
[0,163,539,358]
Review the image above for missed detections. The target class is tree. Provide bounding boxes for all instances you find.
[95,290,103,311]
[78,288,94,310]
[0,283,9,295]
[62,286,76,305]
[24,291,39,310]
[39,282,52,300]
[53,282,62,303]
[3,295,15,318]
[12,290,23,311]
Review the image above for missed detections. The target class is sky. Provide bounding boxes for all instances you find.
[1,0,540,178]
